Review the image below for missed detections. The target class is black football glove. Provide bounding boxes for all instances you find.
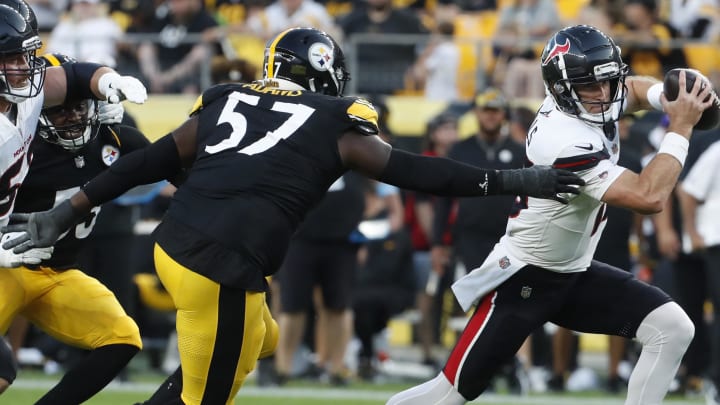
[499,166,585,204]
[1,200,83,253]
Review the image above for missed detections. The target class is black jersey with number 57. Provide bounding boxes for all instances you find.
[155,82,379,290]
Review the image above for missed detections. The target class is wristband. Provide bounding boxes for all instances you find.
[647,83,664,111]
[657,132,689,166]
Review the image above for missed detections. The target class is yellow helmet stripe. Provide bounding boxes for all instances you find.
[43,53,61,67]
[266,28,294,79]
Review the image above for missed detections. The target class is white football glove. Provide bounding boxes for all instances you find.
[97,101,125,125]
[0,233,53,268]
[98,72,148,104]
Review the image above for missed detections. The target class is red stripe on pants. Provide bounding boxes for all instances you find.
[443,291,496,385]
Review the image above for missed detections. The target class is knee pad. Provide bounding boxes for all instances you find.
[105,316,143,349]
[636,301,694,354]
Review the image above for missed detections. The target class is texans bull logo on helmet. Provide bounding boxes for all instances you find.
[542,38,570,66]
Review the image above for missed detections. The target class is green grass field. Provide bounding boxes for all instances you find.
[4,373,708,405]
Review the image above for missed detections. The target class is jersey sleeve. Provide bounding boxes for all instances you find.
[529,130,625,202]
[345,97,379,135]
[189,84,237,116]
[553,143,624,201]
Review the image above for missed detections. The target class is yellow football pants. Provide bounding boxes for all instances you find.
[0,266,141,349]
[154,244,279,405]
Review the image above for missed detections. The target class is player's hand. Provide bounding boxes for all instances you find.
[97,101,124,125]
[99,73,148,104]
[1,200,81,253]
[499,166,585,204]
[0,233,53,268]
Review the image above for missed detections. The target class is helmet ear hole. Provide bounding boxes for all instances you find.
[553,83,566,94]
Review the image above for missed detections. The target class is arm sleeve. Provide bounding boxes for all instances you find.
[82,134,183,206]
[377,149,499,197]
[63,62,104,102]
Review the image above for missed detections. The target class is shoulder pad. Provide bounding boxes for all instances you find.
[528,108,599,165]
[346,98,379,135]
[189,84,242,116]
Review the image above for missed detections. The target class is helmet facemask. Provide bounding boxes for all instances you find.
[0,37,45,103]
[541,26,629,131]
[548,60,629,127]
[38,99,99,152]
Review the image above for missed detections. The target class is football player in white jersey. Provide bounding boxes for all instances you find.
[387,25,717,405]
[0,0,146,269]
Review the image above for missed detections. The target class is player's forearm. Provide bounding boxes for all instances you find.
[69,191,93,217]
[378,149,499,197]
[81,134,183,207]
[636,153,684,212]
[637,123,693,211]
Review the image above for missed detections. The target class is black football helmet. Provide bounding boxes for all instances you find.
[0,0,37,31]
[0,3,44,103]
[37,53,99,152]
[262,27,349,96]
[540,25,629,127]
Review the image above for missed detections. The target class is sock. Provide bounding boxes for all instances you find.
[142,366,183,405]
[626,302,694,405]
[386,372,467,405]
[34,343,139,405]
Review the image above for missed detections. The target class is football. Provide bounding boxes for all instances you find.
[663,68,720,131]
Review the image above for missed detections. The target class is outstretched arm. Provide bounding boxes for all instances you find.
[2,117,199,252]
[338,131,584,200]
[43,63,147,107]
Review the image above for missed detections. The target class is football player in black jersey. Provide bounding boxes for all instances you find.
[3,28,584,405]
[0,54,149,404]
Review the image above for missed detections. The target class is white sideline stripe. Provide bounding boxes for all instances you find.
[10,380,702,405]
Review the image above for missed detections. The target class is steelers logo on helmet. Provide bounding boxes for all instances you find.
[308,42,334,72]
[262,27,349,96]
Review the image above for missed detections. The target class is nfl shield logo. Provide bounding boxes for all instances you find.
[521,286,532,299]
[499,256,510,269]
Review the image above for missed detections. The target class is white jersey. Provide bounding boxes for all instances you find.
[452,96,628,311]
[502,96,626,272]
[0,91,44,226]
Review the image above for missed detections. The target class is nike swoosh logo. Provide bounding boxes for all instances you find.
[575,144,594,151]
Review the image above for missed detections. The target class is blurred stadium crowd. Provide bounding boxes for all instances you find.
[9,0,720,400]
